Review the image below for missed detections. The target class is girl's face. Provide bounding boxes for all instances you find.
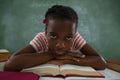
[45,19,76,56]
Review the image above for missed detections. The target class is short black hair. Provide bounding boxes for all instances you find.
[45,5,78,27]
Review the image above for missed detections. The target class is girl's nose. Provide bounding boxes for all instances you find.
[56,40,65,49]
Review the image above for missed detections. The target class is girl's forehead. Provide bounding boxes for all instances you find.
[48,19,76,25]
[46,19,76,32]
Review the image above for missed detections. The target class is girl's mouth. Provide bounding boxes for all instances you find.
[55,50,66,55]
[55,50,65,55]
[49,48,71,55]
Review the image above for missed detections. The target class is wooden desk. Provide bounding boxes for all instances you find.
[0,62,120,80]
[106,59,120,65]
[106,59,120,72]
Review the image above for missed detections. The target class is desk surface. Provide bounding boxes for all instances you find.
[0,62,120,80]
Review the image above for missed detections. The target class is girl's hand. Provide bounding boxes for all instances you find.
[47,60,64,65]
[56,52,86,62]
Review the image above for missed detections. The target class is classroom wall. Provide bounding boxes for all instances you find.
[0,0,120,59]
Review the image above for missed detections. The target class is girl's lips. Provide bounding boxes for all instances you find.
[55,50,65,55]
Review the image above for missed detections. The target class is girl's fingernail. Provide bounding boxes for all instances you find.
[82,55,86,58]
[77,59,80,62]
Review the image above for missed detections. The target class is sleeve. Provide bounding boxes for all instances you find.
[73,32,86,50]
[29,32,46,52]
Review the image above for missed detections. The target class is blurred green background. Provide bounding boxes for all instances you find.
[0,0,120,59]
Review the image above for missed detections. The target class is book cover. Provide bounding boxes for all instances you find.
[0,71,39,80]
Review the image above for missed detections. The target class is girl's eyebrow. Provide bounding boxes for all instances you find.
[49,32,57,35]
[65,33,74,36]
[49,32,73,36]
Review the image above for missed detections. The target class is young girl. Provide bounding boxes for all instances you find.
[4,5,106,71]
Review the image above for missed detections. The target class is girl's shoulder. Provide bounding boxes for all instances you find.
[36,32,46,38]
[74,32,81,38]
[37,32,45,35]
[33,32,47,43]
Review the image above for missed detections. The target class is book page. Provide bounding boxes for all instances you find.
[60,64,95,71]
[40,77,64,80]
[98,68,120,79]
[59,64,102,77]
[65,77,104,80]
[22,64,59,76]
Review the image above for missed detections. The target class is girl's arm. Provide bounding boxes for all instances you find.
[4,45,54,71]
[48,43,106,70]
[78,43,106,69]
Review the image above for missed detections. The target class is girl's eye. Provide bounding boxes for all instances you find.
[65,36,73,40]
[50,35,57,39]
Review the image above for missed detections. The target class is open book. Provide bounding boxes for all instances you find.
[22,64,104,77]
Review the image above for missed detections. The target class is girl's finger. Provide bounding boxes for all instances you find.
[69,53,86,58]
[72,57,80,62]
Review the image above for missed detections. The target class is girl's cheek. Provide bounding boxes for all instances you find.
[64,43,72,50]
[48,40,57,48]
